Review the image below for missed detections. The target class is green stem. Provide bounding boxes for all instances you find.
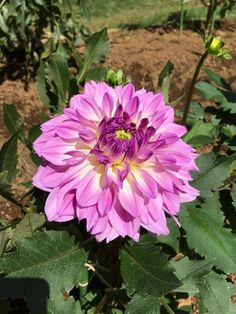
[160,297,175,314]
[181,50,208,124]
[180,0,184,35]
[205,0,216,34]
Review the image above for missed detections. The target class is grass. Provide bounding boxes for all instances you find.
[86,0,236,31]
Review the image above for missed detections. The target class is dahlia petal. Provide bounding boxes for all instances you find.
[76,169,103,207]
[162,191,180,215]
[98,188,114,215]
[118,178,139,217]
[45,189,75,222]
[122,83,135,106]
[132,169,158,198]
[42,137,76,165]
[33,165,51,192]
[40,164,68,189]
[125,96,139,116]
[70,95,102,121]
[102,92,114,117]
[79,128,96,143]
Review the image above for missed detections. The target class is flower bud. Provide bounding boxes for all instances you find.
[204,35,232,60]
[105,68,128,86]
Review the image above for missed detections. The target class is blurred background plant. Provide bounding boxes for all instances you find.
[0,0,90,86]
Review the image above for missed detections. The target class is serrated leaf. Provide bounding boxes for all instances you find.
[0,133,18,182]
[192,152,236,198]
[196,81,236,114]
[36,60,51,108]
[157,218,180,252]
[78,28,109,82]
[0,171,13,200]
[13,213,45,241]
[158,60,174,103]
[198,272,230,314]
[0,230,88,298]
[179,204,236,273]
[121,244,181,297]
[177,101,204,126]
[172,257,214,294]
[126,294,161,314]
[46,54,70,112]
[196,81,226,102]
[205,68,231,90]
[47,294,82,314]
[3,104,24,136]
[183,120,215,147]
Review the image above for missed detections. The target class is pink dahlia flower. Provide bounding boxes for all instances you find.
[33,82,199,242]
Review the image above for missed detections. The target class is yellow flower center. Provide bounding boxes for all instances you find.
[116,129,132,140]
[210,37,221,50]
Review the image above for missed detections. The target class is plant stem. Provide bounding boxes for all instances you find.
[205,0,216,34]
[160,297,175,314]
[181,50,208,124]
[180,0,184,35]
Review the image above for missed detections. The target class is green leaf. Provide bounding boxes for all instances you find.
[157,218,180,252]
[191,152,236,198]
[36,60,51,108]
[0,12,9,33]
[46,53,70,112]
[179,202,236,273]
[0,133,18,182]
[205,68,231,90]
[47,294,82,314]
[0,171,13,200]
[0,230,88,298]
[229,303,236,314]
[177,101,204,126]
[13,213,45,242]
[198,272,230,314]
[196,81,225,102]
[183,120,215,147]
[196,81,236,114]
[172,257,214,294]
[158,60,174,103]
[84,66,106,81]
[222,125,236,138]
[3,104,24,137]
[231,182,236,209]
[78,28,109,82]
[28,125,41,145]
[121,244,181,297]
[126,294,160,314]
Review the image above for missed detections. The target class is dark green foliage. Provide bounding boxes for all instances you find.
[0,0,88,80]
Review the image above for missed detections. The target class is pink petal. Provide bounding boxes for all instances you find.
[118,178,139,217]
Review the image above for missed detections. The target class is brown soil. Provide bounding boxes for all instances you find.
[0,21,236,220]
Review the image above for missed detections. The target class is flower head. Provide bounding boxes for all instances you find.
[33,82,199,242]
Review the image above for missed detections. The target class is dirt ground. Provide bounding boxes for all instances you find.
[0,21,236,220]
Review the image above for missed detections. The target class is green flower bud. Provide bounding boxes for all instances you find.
[204,35,232,60]
[105,68,128,86]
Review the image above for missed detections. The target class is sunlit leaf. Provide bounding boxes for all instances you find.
[0,230,88,298]
[121,244,181,297]
[191,152,236,198]
[126,294,160,314]
[179,201,236,273]
[198,272,230,314]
